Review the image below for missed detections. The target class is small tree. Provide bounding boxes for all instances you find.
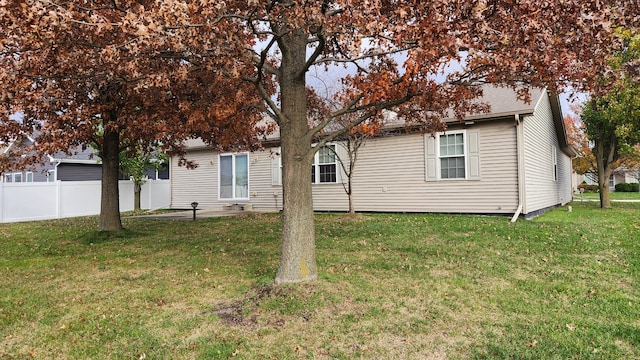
[119,143,168,211]
[328,122,374,215]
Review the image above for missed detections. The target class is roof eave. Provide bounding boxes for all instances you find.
[548,92,578,157]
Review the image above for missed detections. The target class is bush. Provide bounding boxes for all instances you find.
[614,183,639,192]
[578,183,599,193]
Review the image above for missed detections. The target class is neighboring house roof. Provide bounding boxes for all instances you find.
[0,135,36,156]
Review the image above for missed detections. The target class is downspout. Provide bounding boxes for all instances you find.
[512,113,526,222]
[54,160,60,181]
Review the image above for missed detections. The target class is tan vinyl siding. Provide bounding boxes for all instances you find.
[522,94,572,213]
[170,149,218,209]
[557,149,573,205]
[347,120,518,214]
[171,120,521,214]
[171,149,285,211]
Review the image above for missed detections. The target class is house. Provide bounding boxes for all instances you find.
[169,86,576,218]
[1,140,169,182]
[580,170,639,191]
[0,135,52,182]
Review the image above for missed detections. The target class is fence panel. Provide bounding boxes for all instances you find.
[59,181,102,218]
[0,180,170,223]
[0,182,59,223]
[142,180,171,210]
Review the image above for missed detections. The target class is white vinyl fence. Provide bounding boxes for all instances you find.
[0,180,170,223]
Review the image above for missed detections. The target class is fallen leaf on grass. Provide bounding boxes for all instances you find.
[526,339,538,347]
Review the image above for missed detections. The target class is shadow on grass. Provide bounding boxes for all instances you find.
[76,228,143,245]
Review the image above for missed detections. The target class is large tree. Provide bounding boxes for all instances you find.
[3,1,639,283]
[0,1,266,230]
[581,33,640,207]
[160,1,637,284]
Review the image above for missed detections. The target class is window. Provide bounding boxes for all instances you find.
[47,170,56,182]
[219,153,249,200]
[439,132,466,179]
[425,129,480,182]
[312,145,337,183]
[271,145,344,186]
[3,174,12,183]
[26,172,33,182]
[13,173,22,183]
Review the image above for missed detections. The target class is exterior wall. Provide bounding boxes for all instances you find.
[348,120,519,213]
[557,146,573,204]
[170,148,286,210]
[522,94,573,214]
[623,172,639,184]
[1,167,50,182]
[57,163,103,181]
[171,119,521,214]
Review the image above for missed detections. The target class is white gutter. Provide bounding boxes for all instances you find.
[50,158,100,165]
[513,113,527,222]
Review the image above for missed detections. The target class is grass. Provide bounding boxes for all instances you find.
[575,191,640,200]
[1,202,639,359]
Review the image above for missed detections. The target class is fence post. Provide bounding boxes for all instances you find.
[148,181,155,210]
[56,180,61,219]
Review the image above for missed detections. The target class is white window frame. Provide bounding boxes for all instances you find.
[12,172,22,183]
[272,144,343,186]
[437,130,467,180]
[3,174,12,183]
[312,144,338,184]
[25,172,34,182]
[218,153,250,201]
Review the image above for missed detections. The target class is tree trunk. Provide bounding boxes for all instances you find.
[100,124,123,231]
[595,138,612,209]
[597,165,611,208]
[348,174,355,215]
[134,183,141,211]
[274,30,318,285]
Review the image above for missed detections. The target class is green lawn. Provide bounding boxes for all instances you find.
[1,202,639,359]
[575,191,640,200]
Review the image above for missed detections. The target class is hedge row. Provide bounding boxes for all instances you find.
[615,183,640,192]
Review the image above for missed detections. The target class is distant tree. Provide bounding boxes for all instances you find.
[564,113,597,181]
